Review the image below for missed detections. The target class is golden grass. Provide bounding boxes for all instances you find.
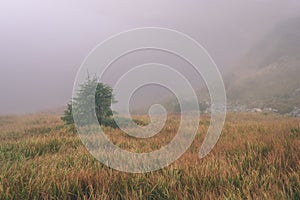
[0,113,299,199]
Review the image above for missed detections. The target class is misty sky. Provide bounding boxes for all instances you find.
[0,0,300,115]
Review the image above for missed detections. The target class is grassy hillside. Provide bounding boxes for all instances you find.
[0,113,299,199]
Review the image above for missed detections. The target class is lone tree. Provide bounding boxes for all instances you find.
[61,77,116,126]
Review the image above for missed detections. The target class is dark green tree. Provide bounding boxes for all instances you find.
[61,77,116,126]
[61,103,74,125]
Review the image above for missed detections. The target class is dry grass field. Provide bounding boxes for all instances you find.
[0,113,299,199]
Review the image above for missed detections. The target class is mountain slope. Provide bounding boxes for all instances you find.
[226,17,300,114]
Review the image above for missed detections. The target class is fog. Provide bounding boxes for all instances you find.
[0,0,299,115]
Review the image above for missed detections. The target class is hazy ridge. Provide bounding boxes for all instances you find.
[226,17,300,115]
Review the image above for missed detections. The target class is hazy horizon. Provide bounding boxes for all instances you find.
[1,0,300,115]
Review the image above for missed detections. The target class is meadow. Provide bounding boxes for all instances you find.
[0,113,299,199]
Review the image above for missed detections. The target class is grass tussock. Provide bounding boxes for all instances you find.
[0,113,299,199]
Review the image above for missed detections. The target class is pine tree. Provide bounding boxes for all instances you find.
[61,77,116,126]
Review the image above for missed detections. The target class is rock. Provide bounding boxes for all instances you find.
[253,108,262,113]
